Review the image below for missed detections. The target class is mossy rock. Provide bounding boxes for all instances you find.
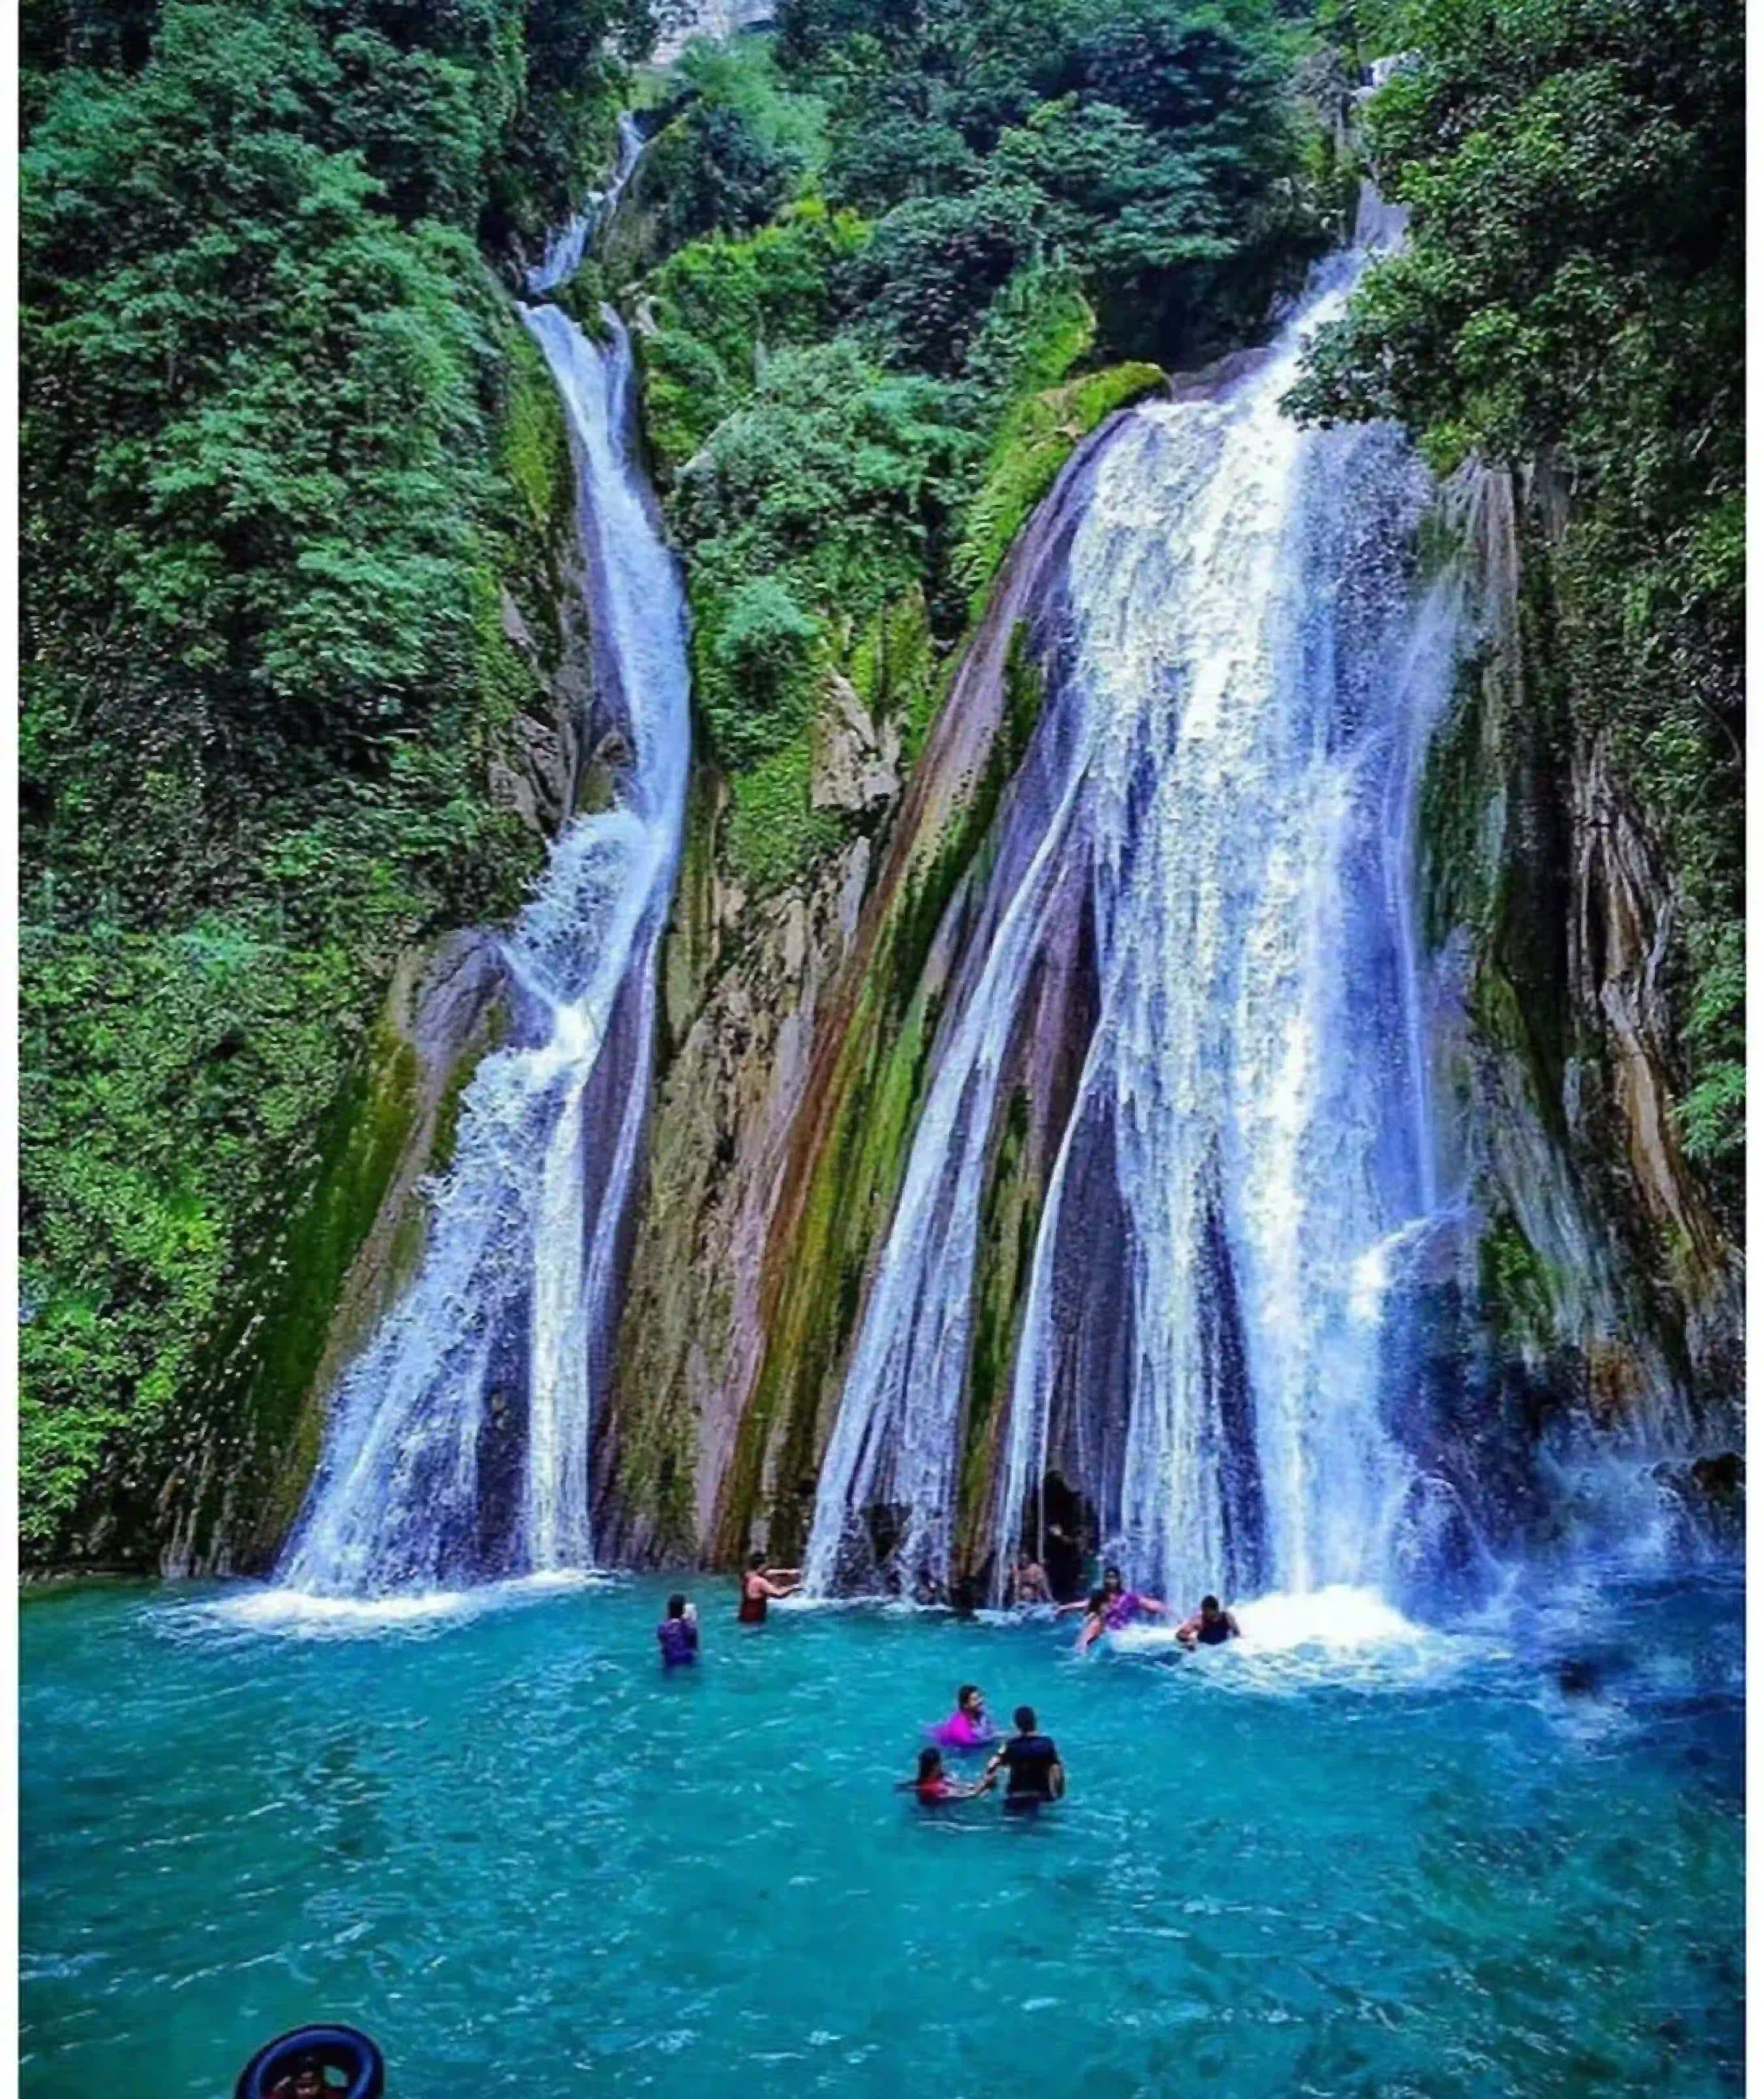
[956,359,1166,622]
[151,934,513,1573]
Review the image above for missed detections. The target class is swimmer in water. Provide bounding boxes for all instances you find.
[738,1551,800,1624]
[657,1593,699,1667]
[980,1705,1065,1812]
[1054,1586,1106,1641]
[1010,1549,1052,1606]
[901,1745,987,1805]
[1056,1565,1167,1651]
[929,1683,995,1749]
[1175,1594,1241,1647]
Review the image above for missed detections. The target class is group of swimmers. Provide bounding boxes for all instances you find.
[655,1552,1242,1819]
[912,1687,1064,1813]
[1077,1571,1238,1652]
[1011,1553,1242,1654]
[654,1550,800,1664]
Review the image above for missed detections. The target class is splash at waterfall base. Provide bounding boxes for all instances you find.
[20,1569,1742,2097]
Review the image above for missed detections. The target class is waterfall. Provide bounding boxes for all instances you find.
[528,112,645,296]
[803,239,1470,1608]
[279,299,690,1597]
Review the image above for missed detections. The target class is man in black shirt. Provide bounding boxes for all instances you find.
[1176,1595,1241,1647]
[982,1705,1065,1813]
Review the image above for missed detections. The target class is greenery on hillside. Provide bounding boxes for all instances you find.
[20,0,1741,1564]
[18,0,654,1554]
[1287,0,1744,1219]
[621,0,1346,890]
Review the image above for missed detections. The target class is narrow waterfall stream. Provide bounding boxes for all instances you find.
[279,288,690,1597]
[804,238,1469,1608]
[528,111,645,296]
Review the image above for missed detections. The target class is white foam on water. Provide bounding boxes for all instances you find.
[174,1569,614,1643]
[1229,1583,1433,1654]
[769,1591,938,1619]
[1101,1584,1481,1696]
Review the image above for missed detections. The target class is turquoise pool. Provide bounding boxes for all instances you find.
[21,1572,1742,2097]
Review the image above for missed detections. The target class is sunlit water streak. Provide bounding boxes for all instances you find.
[20,1573,1742,2099]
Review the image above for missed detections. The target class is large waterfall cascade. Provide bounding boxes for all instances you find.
[803,234,1478,1609]
[279,223,690,1597]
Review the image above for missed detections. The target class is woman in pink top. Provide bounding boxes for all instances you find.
[926,1682,996,1749]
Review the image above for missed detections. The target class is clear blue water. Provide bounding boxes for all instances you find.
[21,1571,1742,2098]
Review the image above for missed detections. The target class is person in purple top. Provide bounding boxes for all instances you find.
[657,1593,699,1668]
[1056,1565,1168,1651]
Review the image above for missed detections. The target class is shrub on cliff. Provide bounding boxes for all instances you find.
[639,0,1340,888]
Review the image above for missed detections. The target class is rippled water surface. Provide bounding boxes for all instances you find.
[21,1573,1742,2097]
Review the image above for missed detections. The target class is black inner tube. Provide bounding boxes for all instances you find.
[235,2024,385,2099]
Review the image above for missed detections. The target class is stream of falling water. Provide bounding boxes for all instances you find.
[804,238,1470,1608]
[278,296,690,1598]
[527,112,645,296]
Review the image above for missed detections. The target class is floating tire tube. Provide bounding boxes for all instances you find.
[235,2024,385,2099]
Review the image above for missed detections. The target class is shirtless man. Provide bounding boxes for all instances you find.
[1009,1549,1052,1606]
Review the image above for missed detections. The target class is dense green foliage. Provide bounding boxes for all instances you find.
[19,0,652,1553]
[23,0,1740,1565]
[624,4,1342,888]
[1287,0,1744,1217]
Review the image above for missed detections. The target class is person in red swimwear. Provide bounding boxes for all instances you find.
[901,1746,987,1805]
[737,1550,799,1623]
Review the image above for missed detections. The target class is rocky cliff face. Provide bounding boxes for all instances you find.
[128,300,1738,1588]
[596,411,1121,1566]
[652,0,776,64]
[1397,462,1741,1569]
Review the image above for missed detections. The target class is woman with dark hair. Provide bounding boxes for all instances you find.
[927,1682,995,1749]
[657,1593,699,1667]
[737,1550,800,1624]
[901,1745,987,1805]
[1055,1565,1168,1651]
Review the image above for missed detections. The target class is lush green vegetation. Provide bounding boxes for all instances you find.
[19,0,654,1555]
[624,2,1345,891]
[1286,0,1743,1221]
[22,0,1739,1563]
